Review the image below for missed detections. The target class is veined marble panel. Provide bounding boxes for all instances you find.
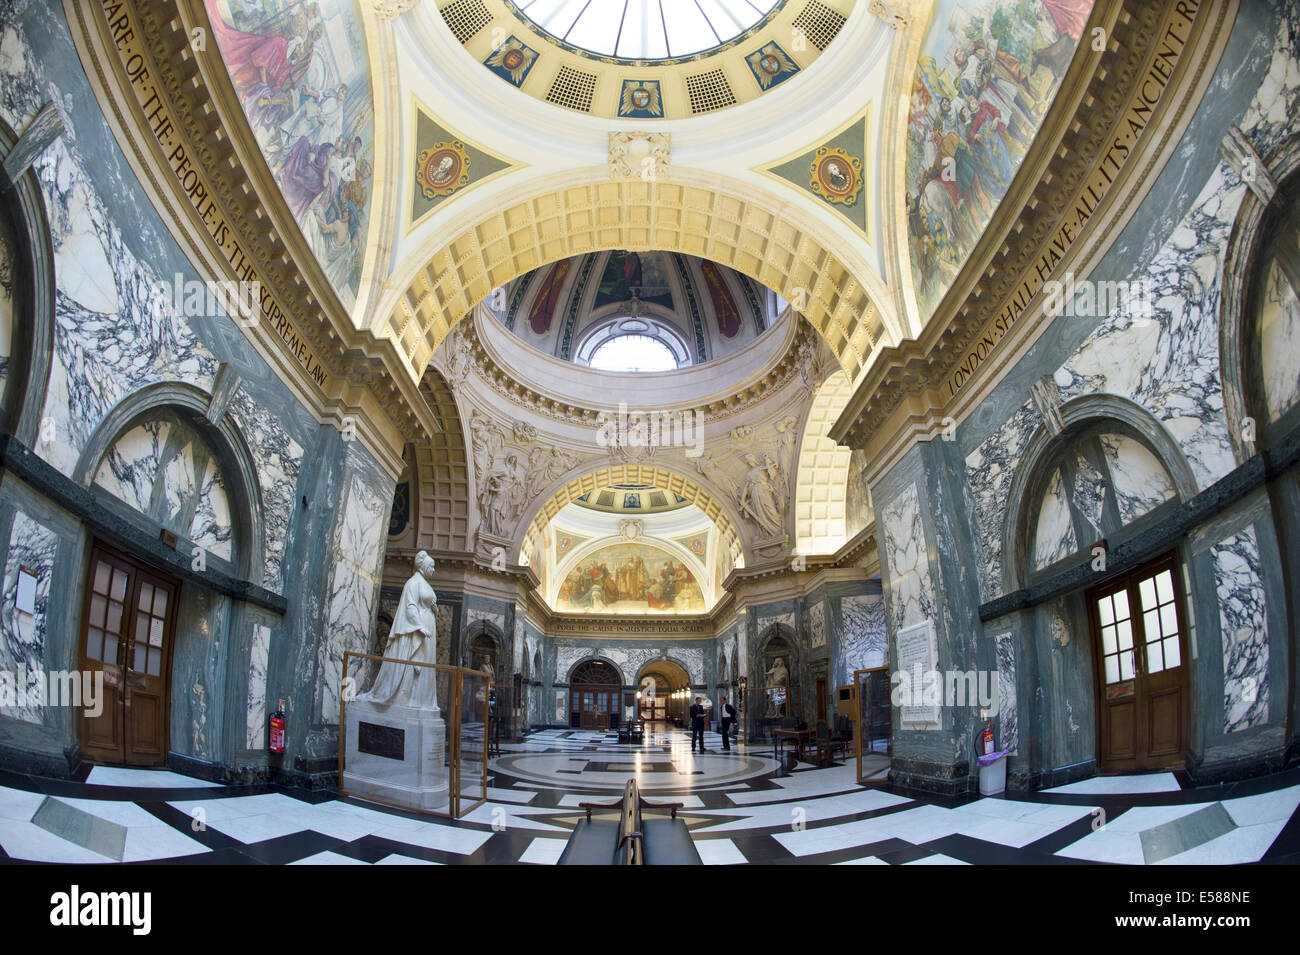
[466,608,505,636]
[319,474,388,723]
[0,206,15,390]
[1033,468,1076,571]
[994,632,1018,755]
[840,593,886,673]
[1211,528,1270,733]
[1237,0,1300,159]
[1070,450,1108,541]
[94,419,172,515]
[0,512,58,723]
[756,612,794,638]
[880,483,936,635]
[808,601,826,649]
[433,604,452,667]
[189,456,233,562]
[227,387,302,591]
[1258,259,1300,422]
[245,624,270,749]
[1099,433,1176,524]
[966,401,1041,600]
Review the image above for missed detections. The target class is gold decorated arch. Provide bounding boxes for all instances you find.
[521,463,745,570]
[381,175,895,383]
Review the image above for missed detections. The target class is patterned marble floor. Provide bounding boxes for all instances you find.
[1,726,1298,865]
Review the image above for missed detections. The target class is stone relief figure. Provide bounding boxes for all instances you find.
[362,551,440,710]
[477,456,519,536]
[739,452,786,536]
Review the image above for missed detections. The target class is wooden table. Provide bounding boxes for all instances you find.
[772,728,814,763]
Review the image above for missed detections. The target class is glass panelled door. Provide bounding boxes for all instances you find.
[1089,555,1189,772]
[78,544,178,766]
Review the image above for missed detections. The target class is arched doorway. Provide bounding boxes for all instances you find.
[637,659,690,722]
[750,626,798,742]
[570,659,622,730]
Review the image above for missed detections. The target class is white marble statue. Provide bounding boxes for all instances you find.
[740,453,785,536]
[362,550,440,709]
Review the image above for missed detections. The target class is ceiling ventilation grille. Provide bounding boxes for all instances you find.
[685,69,736,114]
[792,1,847,51]
[439,0,492,44]
[546,66,598,112]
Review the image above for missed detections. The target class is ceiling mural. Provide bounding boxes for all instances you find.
[905,0,1095,320]
[556,543,706,615]
[203,0,374,310]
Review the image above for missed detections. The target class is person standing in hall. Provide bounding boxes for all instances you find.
[718,696,737,751]
[690,696,707,753]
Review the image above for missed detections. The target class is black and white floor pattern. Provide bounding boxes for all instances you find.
[2,726,1299,865]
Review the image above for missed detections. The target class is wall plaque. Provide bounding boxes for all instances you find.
[358,721,405,761]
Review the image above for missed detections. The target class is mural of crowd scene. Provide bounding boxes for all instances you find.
[905,0,1094,319]
[557,544,705,614]
[204,0,374,309]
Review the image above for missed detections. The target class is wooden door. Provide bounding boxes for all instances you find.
[78,544,178,766]
[1088,555,1189,772]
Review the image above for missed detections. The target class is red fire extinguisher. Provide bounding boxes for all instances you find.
[980,720,995,757]
[269,699,286,754]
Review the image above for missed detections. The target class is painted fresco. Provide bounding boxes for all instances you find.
[906,0,1094,319]
[556,544,705,614]
[594,251,674,310]
[204,0,373,310]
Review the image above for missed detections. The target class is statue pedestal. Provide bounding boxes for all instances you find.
[342,699,449,813]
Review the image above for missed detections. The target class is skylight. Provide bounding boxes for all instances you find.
[588,334,681,372]
[514,0,780,60]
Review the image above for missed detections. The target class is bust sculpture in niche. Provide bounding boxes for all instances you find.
[362,550,439,710]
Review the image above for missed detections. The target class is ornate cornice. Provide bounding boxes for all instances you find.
[448,306,823,426]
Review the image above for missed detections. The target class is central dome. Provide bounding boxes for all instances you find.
[509,0,782,61]
[490,250,784,371]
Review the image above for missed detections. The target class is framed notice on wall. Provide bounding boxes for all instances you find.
[896,619,940,726]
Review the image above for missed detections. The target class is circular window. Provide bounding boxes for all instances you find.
[511,0,781,61]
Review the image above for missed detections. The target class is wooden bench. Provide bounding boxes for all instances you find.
[557,778,702,865]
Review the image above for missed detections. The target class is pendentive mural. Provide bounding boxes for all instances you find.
[905,0,1094,320]
[204,0,374,310]
[556,543,706,614]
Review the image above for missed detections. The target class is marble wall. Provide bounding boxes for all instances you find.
[1211,527,1270,733]
[318,466,390,723]
[0,511,58,724]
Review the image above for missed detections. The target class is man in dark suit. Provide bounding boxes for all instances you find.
[690,696,707,753]
[718,696,737,751]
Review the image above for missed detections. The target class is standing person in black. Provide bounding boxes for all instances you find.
[718,696,737,751]
[690,696,707,753]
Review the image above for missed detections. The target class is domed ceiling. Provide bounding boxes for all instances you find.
[573,484,691,514]
[491,250,780,367]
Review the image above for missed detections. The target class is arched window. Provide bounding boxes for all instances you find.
[575,316,691,370]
